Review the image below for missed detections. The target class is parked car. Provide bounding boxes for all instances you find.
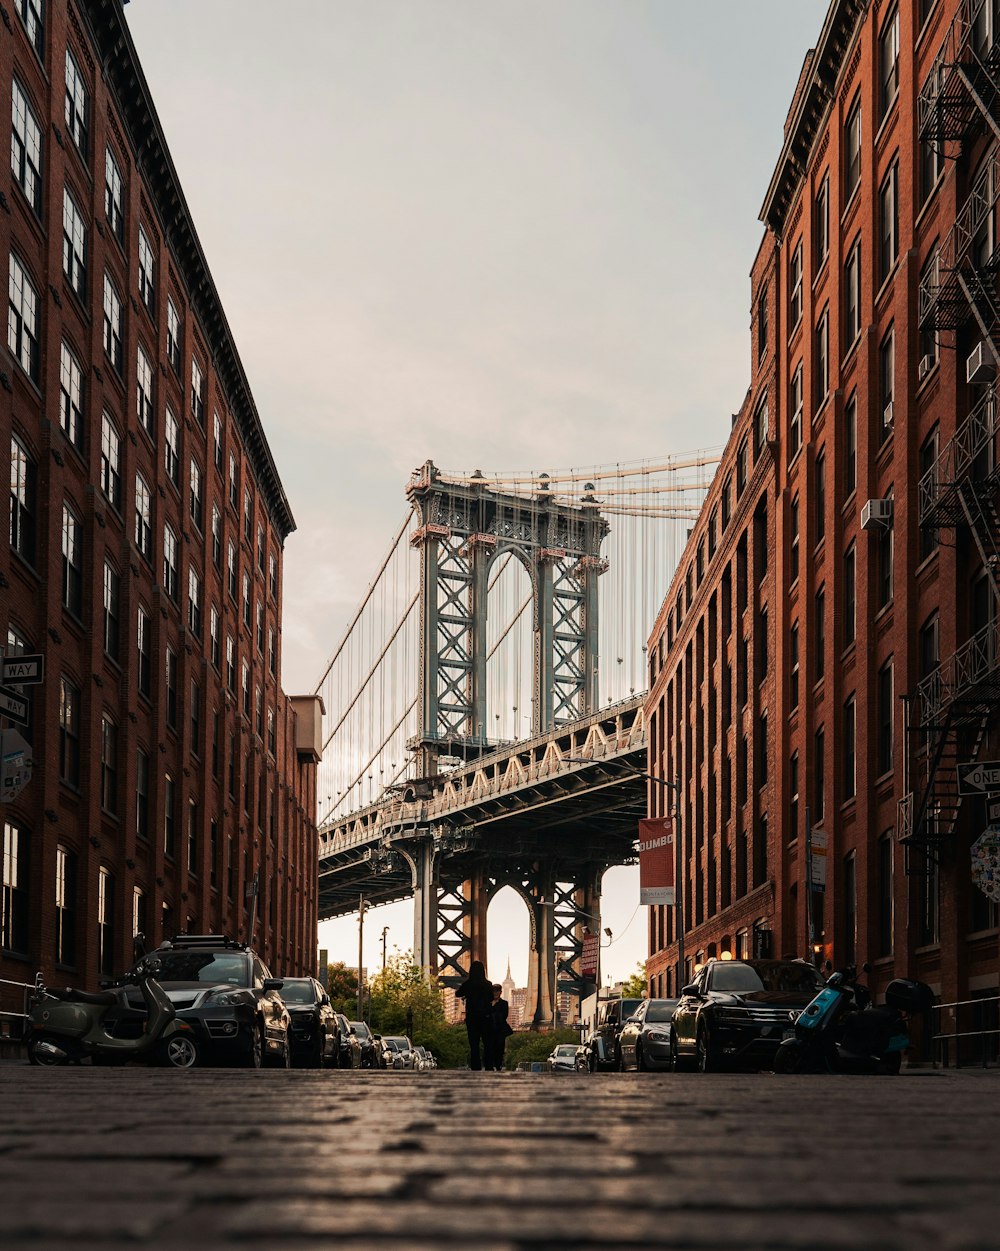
[671,959,825,1072]
[334,1012,362,1068]
[114,933,291,1068]
[618,998,679,1071]
[592,997,643,1070]
[349,1019,377,1068]
[413,1045,433,1070]
[547,1044,579,1072]
[379,1035,415,1069]
[279,977,338,1068]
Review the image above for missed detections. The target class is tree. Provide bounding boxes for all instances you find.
[621,961,647,998]
[326,961,360,1015]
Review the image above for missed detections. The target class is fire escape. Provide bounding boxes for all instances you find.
[901,0,1000,870]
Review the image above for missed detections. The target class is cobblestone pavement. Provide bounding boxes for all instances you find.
[1,1066,997,1250]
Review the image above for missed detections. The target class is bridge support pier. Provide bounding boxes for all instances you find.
[412,840,438,976]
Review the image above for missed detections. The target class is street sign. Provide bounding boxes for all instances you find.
[810,827,828,893]
[0,728,32,803]
[957,761,1000,795]
[0,687,29,727]
[0,654,44,685]
[987,798,1000,826]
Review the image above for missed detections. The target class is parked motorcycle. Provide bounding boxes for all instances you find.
[773,964,933,1075]
[25,959,198,1068]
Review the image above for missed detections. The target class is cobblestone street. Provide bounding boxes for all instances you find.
[1,1066,996,1249]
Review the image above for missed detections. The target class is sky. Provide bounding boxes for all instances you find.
[125,0,829,987]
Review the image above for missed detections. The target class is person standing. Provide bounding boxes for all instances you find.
[486,983,513,1071]
[455,959,493,1071]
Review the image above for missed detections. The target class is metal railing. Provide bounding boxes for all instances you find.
[0,975,33,1045]
[914,617,1000,728]
[932,993,1000,1067]
[918,0,992,143]
[918,389,1000,526]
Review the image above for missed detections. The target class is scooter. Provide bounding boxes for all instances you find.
[25,958,198,1068]
[773,964,933,1075]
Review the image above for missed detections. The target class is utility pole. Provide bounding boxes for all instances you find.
[357,894,366,1020]
[381,925,389,971]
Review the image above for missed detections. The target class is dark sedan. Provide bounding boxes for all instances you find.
[349,1020,377,1068]
[618,998,678,1071]
[334,1013,362,1068]
[280,977,338,1068]
[671,958,825,1072]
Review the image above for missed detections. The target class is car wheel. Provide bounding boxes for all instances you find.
[773,1039,807,1074]
[240,1025,264,1069]
[616,1046,626,1072]
[163,1034,199,1069]
[636,1044,648,1072]
[670,1032,693,1072]
[696,1023,717,1073]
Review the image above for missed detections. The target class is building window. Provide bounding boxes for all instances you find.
[789,751,799,839]
[877,503,894,609]
[242,661,251,717]
[101,715,118,815]
[212,710,221,778]
[97,867,115,976]
[268,626,276,676]
[105,146,124,243]
[10,435,37,565]
[722,476,732,529]
[59,675,80,786]
[815,449,827,544]
[55,846,77,967]
[844,238,861,348]
[814,727,825,821]
[192,680,203,750]
[213,412,224,468]
[165,296,182,372]
[921,135,943,204]
[227,540,237,598]
[879,327,895,444]
[256,601,265,652]
[11,79,42,213]
[226,636,236,692]
[920,612,940,682]
[269,552,278,599]
[138,226,156,313]
[815,587,825,680]
[879,7,900,119]
[789,494,800,582]
[210,605,221,668]
[137,345,155,438]
[815,174,829,270]
[59,341,84,449]
[244,486,254,541]
[135,473,153,560]
[789,363,803,458]
[815,309,828,408]
[844,392,857,498]
[789,239,803,329]
[757,283,768,362]
[230,453,240,509]
[242,571,251,628]
[163,524,178,601]
[103,273,123,372]
[879,161,899,282]
[753,398,768,460]
[736,438,748,496]
[188,566,202,637]
[877,659,894,776]
[100,413,122,509]
[136,747,150,840]
[843,695,856,800]
[2,819,30,954]
[137,606,151,698]
[877,833,894,957]
[844,545,856,647]
[103,560,120,660]
[133,887,147,941]
[789,622,799,709]
[919,427,940,559]
[64,47,89,156]
[191,358,205,426]
[188,800,199,876]
[257,522,266,573]
[16,0,43,56]
[61,503,83,616]
[843,852,857,964]
[165,648,178,730]
[164,407,180,486]
[255,686,264,737]
[844,94,861,202]
[211,506,222,568]
[190,459,203,530]
[8,252,39,381]
[267,709,276,756]
[62,187,87,298]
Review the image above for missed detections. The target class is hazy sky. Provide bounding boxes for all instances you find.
[126,0,828,986]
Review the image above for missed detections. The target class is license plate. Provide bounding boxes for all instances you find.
[782,1029,796,1041]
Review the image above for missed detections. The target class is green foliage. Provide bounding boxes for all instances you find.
[502,1028,580,1071]
[367,950,446,1037]
[326,961,360,1015]
[621,962,648,998]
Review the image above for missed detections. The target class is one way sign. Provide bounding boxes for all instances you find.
[957,761,1000,795]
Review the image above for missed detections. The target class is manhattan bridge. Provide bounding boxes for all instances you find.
[314,452,718,1026]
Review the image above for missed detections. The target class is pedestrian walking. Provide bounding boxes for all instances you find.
[455,959,493,1070]
[485,983,513,1071]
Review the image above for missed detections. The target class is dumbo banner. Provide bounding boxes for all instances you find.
[638,817,675,907]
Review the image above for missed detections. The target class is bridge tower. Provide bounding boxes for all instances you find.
[406,461,610,1024]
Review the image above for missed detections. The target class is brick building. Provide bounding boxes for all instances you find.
[646,0,1000,1010]
[1,0,321,993]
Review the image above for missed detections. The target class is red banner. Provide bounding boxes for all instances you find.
[638,817,675,906]
[580,929,599,981]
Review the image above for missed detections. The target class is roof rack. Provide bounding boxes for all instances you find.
[166,933,246,950]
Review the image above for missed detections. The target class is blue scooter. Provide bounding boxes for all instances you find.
[774,964,932,1074]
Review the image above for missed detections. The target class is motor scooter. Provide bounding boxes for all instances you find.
[773,964,932,1074]
[25,958,198,1068]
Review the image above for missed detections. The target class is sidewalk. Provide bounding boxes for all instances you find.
[1,1067,997,1249]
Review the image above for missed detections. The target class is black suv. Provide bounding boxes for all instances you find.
[671,958,825,1072]
[279,977,338,1068]
[116,934,292,1068]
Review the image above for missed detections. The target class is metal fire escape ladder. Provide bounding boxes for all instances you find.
[919,2,1000,147]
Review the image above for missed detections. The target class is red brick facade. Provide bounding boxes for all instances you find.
[1,1,319,993]
[646,0,1000,1010]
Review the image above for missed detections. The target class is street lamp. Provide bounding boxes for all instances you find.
[566,757,685,994]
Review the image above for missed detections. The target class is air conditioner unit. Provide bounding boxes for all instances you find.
[967,342,995,385]
[861,498,893,532]
[918,353,935,382]
[882,401,894,431]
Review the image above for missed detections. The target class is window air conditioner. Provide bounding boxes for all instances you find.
[918,354,935,382]
[882,401,894,431]
[861,498,893,532]
[967,342,995,385]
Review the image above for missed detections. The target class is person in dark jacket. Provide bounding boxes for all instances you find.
[455,959,493,1070]
[485,983,513,1071]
